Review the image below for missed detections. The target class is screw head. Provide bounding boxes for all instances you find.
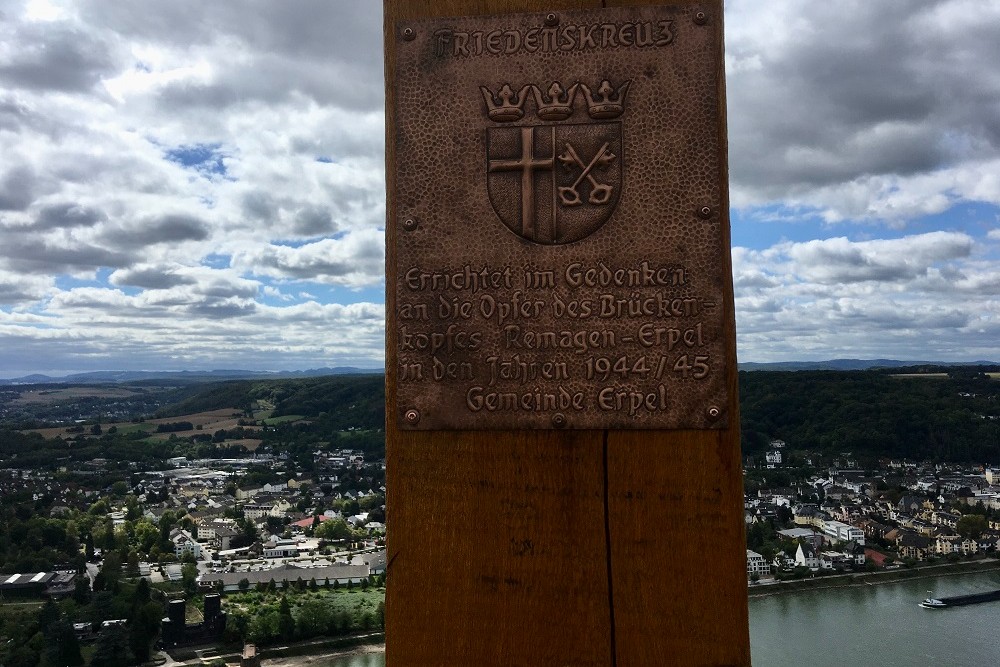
[544,13,559,27]
[707,406,721,420]
[698,206,713,219]
[694,11,708,25]
[404,409,420,425]
[551,413,567,428]
[402,218,418,231]
[402,27,415,41]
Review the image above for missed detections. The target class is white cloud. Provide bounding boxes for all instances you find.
[733,232,1000,361]
[0,1,999,372]
[232,228,385,288]
[726,0,1000,223]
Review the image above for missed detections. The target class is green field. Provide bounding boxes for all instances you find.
[115,422,156,434]
[263,414,305,425]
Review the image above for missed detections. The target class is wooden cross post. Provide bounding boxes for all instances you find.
[385,1,750,664]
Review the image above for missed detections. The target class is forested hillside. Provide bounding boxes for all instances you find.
[740,368,1000,463]
[155,374,384,430]
[4,368,999,466]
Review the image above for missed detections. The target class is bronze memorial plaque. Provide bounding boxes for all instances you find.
[394,5,729,430]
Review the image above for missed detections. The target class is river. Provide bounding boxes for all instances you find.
[310,570,1000,666]
[749,569,1000,666]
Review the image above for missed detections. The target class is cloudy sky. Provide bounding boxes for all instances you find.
[0,0,998,376]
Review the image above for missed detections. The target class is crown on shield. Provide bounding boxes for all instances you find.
[531,82,579,121]
[480,84,530,122]
[581,80,631,119]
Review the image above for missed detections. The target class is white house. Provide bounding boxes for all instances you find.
[746,550,769,579]
[172,530,202,559]
[795,543,820,571]
[262,537,301,559]
[199,563,369,592]
[821,520,865,546]
[242,504,273,520]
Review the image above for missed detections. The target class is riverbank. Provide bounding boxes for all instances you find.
[162,633,385,667]
[262,633,384,664]
[748,557,1000,598]
[750,566,1000,665]
[262,642,385,667]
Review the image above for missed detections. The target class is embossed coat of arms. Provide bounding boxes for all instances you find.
[481,80,628,245]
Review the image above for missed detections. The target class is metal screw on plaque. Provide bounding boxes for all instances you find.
[707,406,721,420]
[694,11,708,25]
[404,409,420,425]
[402,218,418,231]
[402,27,415,41]
[698,206,713,219]
[544,13,559,27]
[551,413,567,428]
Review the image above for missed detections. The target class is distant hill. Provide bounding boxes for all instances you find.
[0,367,382,385]
[4,360,998,383]
[740,368,1000,463]
[154,374,385,430]
[738,359,1000,371]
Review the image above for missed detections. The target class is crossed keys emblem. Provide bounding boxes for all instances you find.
[557,142,616,206]
[485,123,622,245]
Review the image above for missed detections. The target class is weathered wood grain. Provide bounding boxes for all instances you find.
[385,1,749,664]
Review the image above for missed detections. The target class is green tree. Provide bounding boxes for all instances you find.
[247,610,278,644]
[36,598,60,634]
[133,520,159,554]
[277,596,295,641]
[181,562,199,596]
[132,577,151,605]
[224,608,250,644]
[292,598,330,639]
[90,625,133,667]
[315,518,352,541]
[126,550,140,577]
[44,619,84,667]
[238,577,251,592]
[957,514,988,540]
[158,511,176,546]
[73,576,93,604]
[101,551,123,593]
[128,601,161,663]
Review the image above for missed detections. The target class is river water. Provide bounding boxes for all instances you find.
[749,569,1000,666]
[313,570,1000,666]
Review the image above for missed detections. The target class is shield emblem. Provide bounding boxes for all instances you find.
[486,122,622,245]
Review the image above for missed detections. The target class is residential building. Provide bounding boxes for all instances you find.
[172,529,202,559]
[200,563,370,592]
[262,537,301,559]
[795,543,820,571]
[821,520,865,546]
[746,550,769,579]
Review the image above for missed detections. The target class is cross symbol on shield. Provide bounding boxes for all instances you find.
[486,122,622,245]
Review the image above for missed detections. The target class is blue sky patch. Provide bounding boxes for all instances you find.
[202,254,232,269]
[165,143,228,177]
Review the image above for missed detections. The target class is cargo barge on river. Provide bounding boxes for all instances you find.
[919,589,1000,609]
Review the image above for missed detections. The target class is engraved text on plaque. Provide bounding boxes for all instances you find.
[394,5,728,430]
